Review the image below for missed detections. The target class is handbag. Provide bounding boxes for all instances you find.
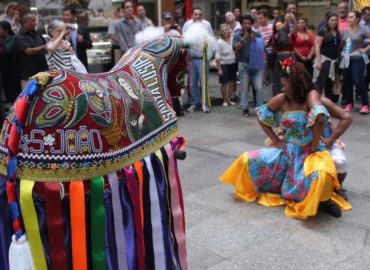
[71,54,87,73]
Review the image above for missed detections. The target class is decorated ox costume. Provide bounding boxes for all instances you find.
[0,35,188,270]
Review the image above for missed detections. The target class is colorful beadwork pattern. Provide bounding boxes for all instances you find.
[0,36,187,181]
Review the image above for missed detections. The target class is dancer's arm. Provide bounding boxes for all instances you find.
[258,94,285,147]
[321,96,353,148]
[308,90,325,152]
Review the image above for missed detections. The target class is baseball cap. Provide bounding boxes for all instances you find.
[162,12,172,20]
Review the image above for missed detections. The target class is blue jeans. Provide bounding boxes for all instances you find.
[342,58,369,106]
[238,62,263,110]
[190,58,203,105]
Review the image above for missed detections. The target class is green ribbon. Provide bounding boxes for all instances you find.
[90,177,106,270]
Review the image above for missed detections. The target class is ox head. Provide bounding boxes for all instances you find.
[0,35,188,181]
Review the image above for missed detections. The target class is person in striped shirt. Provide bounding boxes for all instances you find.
[45,20,76,71]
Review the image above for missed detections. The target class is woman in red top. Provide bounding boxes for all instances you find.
[291,18,315,76]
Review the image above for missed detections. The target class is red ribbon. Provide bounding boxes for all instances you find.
[124,167,145,270]
[44,182,68,270]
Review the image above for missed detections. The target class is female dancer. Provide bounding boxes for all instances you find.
[220,59,351,219]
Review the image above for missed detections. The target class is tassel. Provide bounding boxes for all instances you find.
[9,234,35,270]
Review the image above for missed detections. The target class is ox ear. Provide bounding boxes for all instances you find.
[135,26,166,45]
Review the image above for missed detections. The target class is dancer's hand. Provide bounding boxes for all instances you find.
[321,136,334,148]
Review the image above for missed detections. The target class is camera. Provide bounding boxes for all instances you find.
[169,25,178,30]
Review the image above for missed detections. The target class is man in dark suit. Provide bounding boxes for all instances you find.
[63,6,92,70]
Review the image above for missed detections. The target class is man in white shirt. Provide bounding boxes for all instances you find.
[183,7,213,113]
[225,11,241,36]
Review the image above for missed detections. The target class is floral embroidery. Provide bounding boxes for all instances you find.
[43,134,55,146]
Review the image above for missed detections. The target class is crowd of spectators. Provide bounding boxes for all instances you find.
[1,0,370,123]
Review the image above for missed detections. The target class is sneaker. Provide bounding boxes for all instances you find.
[202,105,210,113]
[242,109,249,117]
[319,200,342,217]
[186,105,196,113]
[222,102,228,107]
[343,104,353,112]
[360,105,369,114]
[228,101,236,106]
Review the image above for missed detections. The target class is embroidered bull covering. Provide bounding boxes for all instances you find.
[0,36,186,181]
[0,35,188,270]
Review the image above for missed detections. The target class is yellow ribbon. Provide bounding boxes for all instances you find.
[20,179,47,270]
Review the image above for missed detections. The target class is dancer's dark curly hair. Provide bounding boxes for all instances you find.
[281,60,314,104]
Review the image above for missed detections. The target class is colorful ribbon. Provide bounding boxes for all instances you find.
[44,182,68,270]
[90,177,106,270]
[70,181,87,270]
[154,150,180,269]
[202,45,211,108]
[144,156,166,270]
[20,179,47,270]
[108,172,128,270]
[124,167,145,270]
[164,144,188,270]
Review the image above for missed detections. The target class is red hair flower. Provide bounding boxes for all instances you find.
[280,57,295,74]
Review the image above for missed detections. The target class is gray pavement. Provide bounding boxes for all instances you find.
[178,73,370,270]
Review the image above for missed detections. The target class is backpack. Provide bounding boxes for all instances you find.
[276,29,290,49]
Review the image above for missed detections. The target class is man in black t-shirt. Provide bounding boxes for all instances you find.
[14,13,48,89]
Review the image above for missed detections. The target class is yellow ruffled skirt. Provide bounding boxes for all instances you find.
[220,151,351,219]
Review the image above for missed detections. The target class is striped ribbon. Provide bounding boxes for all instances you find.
[108,172,128,270]
[144,156,166,270]
[164,144,188,270]
[20,179,47,270]
[69,181,87,270]
[90,177,106,270]
[172,138,186,232]
[44,182,68,270]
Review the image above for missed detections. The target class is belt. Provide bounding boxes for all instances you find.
[191,57,203,59]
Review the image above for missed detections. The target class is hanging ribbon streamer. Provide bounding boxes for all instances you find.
[108,172,128,270]
[124,167,145,270]
[164,144,188,270]
[201,40,211,108]
[172,138,186,232]
[133,161,145,228]
[90,177,106,270]
[44,182,68,270]
[70,181,87,270]
[20,179,47,270]
[144,156,166,270]
[154,150,180,269]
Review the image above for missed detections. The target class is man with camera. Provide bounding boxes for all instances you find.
[62,6,92,71]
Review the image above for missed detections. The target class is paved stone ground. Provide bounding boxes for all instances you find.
[177,73,370,270]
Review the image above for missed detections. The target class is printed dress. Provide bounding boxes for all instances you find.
[220,104,351,219]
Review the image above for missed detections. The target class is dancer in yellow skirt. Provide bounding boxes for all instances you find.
[220,59,351,219]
